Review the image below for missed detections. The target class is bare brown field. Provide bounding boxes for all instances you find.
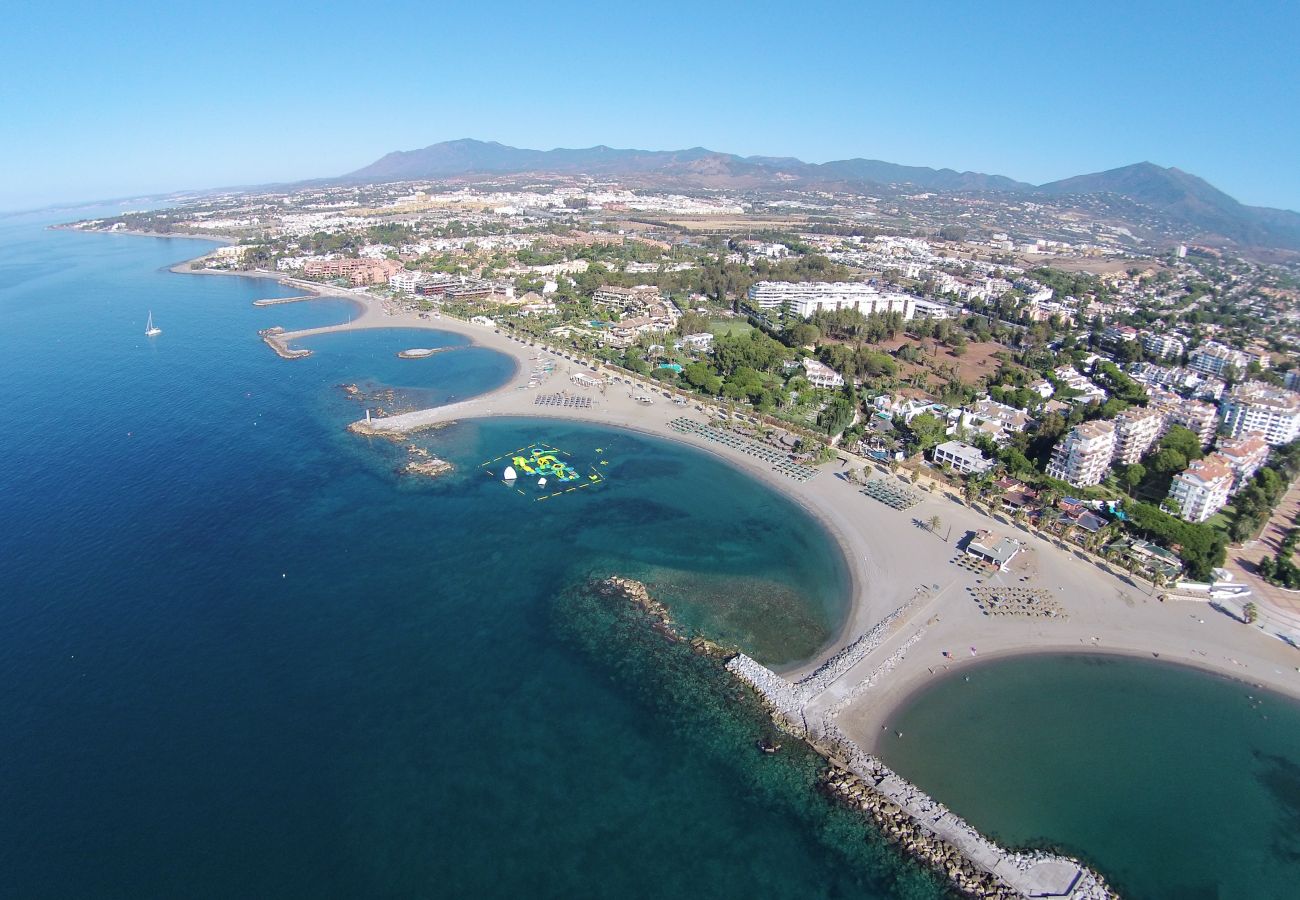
[1019,255,1158,275]
[655,215,810,232]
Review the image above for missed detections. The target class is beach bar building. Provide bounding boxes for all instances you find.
[964,532,1024,571]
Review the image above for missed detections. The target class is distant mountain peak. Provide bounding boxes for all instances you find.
[340,139,1300,250]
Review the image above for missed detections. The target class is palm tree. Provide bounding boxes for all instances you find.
[927,514,943,536]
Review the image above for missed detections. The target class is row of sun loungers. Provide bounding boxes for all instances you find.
[862,478,924,510]
[534,393,592,408]
[668,417,818,481]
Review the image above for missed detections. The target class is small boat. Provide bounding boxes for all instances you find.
[144,311,161,337]
[503,465,517,482]
[538,477,547,488]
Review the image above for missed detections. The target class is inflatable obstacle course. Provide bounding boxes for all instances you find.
[479,441,607,501]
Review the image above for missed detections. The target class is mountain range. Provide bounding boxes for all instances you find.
[344,139,1300,251]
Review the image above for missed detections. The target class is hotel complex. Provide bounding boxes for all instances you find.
[747,281,916,319]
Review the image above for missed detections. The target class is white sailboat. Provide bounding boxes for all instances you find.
[144,311,161,337]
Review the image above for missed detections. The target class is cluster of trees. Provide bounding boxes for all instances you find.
[810,309,906,343]
[1123,500,1226,581]
[817,389,858,437]
[1257,528,1300,589]
[818,345,897,382]
[1090,361,1148,406]
[1135,426,1204,499]
[1227,441,1300,542]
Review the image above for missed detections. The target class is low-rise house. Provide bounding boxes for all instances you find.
[965,532,1024,570]
[681,332,714,352]
[802,358,845,389]
[1107,537,1183,582]
[932,440,994,476]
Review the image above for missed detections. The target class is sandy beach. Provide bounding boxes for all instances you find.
[178,257,1300,734]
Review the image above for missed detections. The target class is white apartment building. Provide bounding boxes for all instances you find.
[801,358,845,389]
[1188,341,1253,378]
[389,270,428,294]
[1155,396,1220,447]
[1140,332,1187,360]
[1111,407,1165,465]
[933,440,994,476]
[746,281,915,320]
[1046,420,1116,487]
[1168,456,1234,523]
[1220,382,1300,445]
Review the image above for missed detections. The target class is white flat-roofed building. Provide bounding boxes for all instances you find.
[933,440,994,476]
[1220,382,1300,445]
[1112,407,1166,465]
[801,358,845,389]
[1046,420,1116,487]
[681,332,714,352]
[747,281,915,320]
[389,270,428,294]
[965,532,1023,571]
[1168,456,1234,523]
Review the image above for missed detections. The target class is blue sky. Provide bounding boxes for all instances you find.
[4,0,1298,211]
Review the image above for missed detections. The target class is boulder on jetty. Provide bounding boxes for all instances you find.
[259,327,311,359]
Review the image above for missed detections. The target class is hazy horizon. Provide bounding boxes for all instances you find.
[4,0,1297,211]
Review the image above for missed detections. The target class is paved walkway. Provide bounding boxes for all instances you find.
[1225,476,1300,629]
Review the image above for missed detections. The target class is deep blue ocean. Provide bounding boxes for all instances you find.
[0,209,939,898]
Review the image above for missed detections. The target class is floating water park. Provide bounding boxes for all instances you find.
[480,441,608,501]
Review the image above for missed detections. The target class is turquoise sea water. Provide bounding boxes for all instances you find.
[0,211,938,898]
[879,654,1300,899]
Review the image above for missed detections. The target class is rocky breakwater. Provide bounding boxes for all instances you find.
[345,413,454,481]
[259,327,311,359]
[593,576,731,658]
[402,445,453,479]
[597,579,1116,899]
[741,659,1116,900]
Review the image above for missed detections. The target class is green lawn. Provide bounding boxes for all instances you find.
[709,319,754,337]
[1203,505,1235,535]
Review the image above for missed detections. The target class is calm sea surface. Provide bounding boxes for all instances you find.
[8,210,1295,900]
[0,210,934,898]
[879,653,1300,899]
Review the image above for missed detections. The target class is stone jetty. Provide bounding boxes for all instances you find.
[729,655,1117,900]
[258,327,311,359]
[591,576,1116,899]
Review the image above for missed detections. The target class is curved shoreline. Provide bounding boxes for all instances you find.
[865,644,1300,757]
[164,250,1300,709]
